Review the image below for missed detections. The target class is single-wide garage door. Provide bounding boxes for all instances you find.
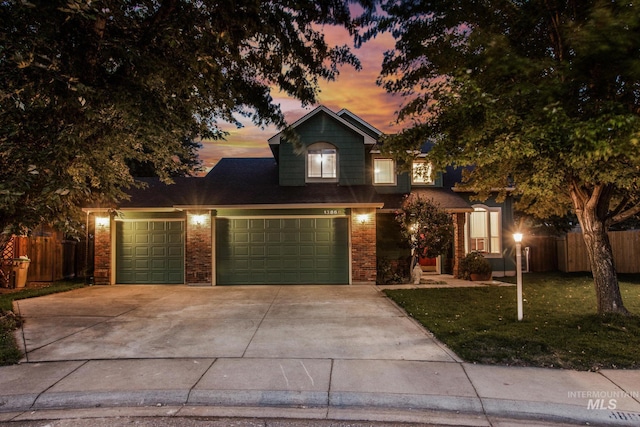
[116,220,184,284]
[216,217,349,285]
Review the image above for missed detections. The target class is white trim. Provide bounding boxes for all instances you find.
[372,157,397,186]
[336,108,383,137]
[268,105,378,146]
[173,203,385,210]
[466,204,503,257]
[453,186,516,193]
[114,218,185,222]
[110,218,116,285]
[83,207,181,213]
[211,216,216,286]
[306,142,339,183]
[215,214,348,219]
[411,160,434,185]
[348,213,353,285]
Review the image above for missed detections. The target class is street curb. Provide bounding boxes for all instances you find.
[3,389,640,426]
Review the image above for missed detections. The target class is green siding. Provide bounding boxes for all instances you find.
[461,194,516,273]
[216,217,349,285]
[279,111,366,186]
[374,172,412,194]
[116,220,184,284]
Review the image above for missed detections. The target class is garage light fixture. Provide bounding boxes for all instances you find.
[191,214,207,226]
[95,216,110,228]
[356,214,369,224]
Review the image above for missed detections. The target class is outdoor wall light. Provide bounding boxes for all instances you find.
[357,214,369,224]
[191,214,207,226]
[514,232,524,321]
[95,217,110,228]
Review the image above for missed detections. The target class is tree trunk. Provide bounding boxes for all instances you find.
[571,184,629,315]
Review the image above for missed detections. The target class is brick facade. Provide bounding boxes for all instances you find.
[351,208,377,283]
[93,216,111,285]
[185,212,212,285]
[452,212,466,279]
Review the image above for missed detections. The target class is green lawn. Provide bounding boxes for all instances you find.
[0,281,86,365]
[384,272,640,371]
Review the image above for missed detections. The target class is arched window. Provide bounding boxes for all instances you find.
[467,205,502,255]
[306,142,337,182]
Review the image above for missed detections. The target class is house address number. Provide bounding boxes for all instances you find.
[323,209,339,215]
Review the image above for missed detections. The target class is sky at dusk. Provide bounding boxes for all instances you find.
[197,27,403,174]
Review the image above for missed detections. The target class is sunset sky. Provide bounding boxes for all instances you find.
[197,28,403,174]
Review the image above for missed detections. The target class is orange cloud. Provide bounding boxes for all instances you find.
[197,26,401,174]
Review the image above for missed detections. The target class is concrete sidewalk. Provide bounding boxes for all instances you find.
[1,284,639,426]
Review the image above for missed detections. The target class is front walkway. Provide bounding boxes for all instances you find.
[379,273,514,289]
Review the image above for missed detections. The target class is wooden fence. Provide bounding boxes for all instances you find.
[11,231,89,282]
[523,235,558,272]
[528,230,640,273]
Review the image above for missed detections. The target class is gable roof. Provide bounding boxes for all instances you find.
[268,105,379,146]
[336,108,383,139]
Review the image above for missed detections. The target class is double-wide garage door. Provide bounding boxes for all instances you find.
[116,221,184,284]
[216,217,349,285]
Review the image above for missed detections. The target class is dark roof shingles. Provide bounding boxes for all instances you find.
[120,158,470,210]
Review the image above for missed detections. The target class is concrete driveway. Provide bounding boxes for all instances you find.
[13,284,458,362]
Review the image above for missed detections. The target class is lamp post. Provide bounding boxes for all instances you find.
[513,232,523,321]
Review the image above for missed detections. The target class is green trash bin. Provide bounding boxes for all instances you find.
[12,257,30,289]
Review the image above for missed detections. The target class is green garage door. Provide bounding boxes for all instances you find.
[116,221,184,284]
[216,217,349,285]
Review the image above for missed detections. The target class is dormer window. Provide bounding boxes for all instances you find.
[412,160,433,185]
[373,158,396,185]
[307,143,337,182]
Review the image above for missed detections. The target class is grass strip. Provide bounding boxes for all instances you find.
[0,281,86,365]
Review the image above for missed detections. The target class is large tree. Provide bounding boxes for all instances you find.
[0,0,366,248]
[363,0,640,314]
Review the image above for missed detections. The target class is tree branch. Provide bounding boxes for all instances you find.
[148,0,179,28]
[611,202,640,225]
[608,196,630,220]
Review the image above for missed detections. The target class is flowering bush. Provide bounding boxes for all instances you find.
[395,195,453,260]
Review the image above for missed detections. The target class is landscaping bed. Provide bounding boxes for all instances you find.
[384,272,640,371]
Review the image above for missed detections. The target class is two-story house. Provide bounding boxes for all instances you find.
[87,106,516,285]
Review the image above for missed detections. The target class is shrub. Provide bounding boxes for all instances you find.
[459,251,492,280]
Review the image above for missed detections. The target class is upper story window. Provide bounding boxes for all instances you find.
[373,158,396,185]
[467,205,501,255]
[412,160,433,185]
[307,143,337,182]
